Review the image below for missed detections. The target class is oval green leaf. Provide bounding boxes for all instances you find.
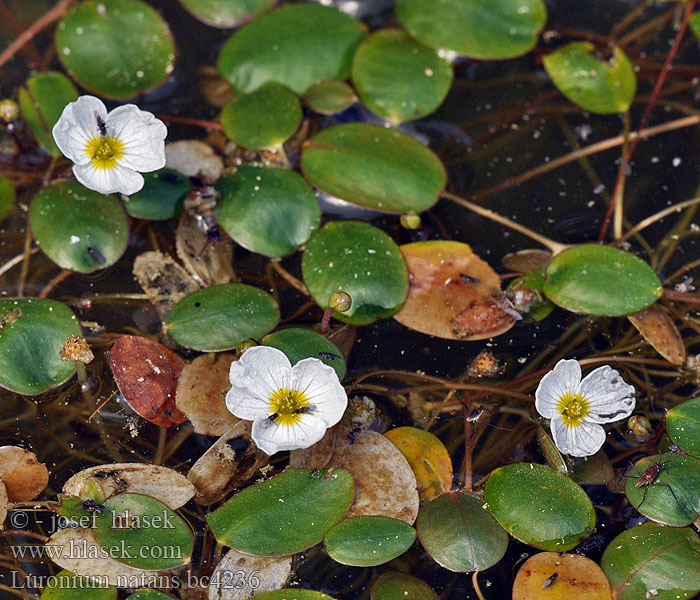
[55,0,176,99]
[602,522,700,600]
[221,82,302,150]
[351,29,453,124]
[126,590,176,600]
[396,0,547,59]
[543,244,662,316]
[215,166,320,257]
[625,453,700,527]
[254,592,335,600]
[178,0,275,28]
[261,327,346,379]
[303,80,356,115]
[29,181,129,273]
[416,490,507,572]
[122,169,191,221]
[371,571,439,600]
[0,176,15,223]
[667,397,700,458]
[324,516,415,566]
[0,298,80,395]
[301,221,409,325]
[217,3,366,95]
[301,123,446,213]
[207,468,355,556]
[165,284,280,351]
[484,462,596,551]
[93,493,193,570]
[18,71,78,156]
[543,42,637,114]
[41,570,116,600]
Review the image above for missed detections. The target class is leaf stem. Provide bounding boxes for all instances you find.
[440,190,568,255]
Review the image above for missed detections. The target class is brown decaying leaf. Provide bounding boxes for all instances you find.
[208,549,292,600]
[0,480,8,526]
[47,528,168,585]
[0,446,49,502]
[188,421,268,505]
[289,425,337,470]
[176,352,240,436]
[394,241,515,341]
[501,248,552,274]
[176,210,234,287]
[133,251,200,321]
[198,66,236,109]
[110,335,187,428]
[327,428,419,524]
[628,304,686,366]
[512,552,612,600]
[62,463,195,509]
[327,324,357,362]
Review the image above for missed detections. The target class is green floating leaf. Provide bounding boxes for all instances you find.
[302,221,409,326]
[303,80,356,115]
[217,3,366,95]
[667,397,700,458]
[126,590,176,600]
[602,522,700,600]
[40,570,116,600]
[178,0,275,28]
[18,71,77,156]
[352,29,453,124]
[262,327,346,379]
[543,42,637,114]
[122,169,191,221]
[0,176,15,223]
[215,165,319,257]
[207,468,354,556]
[625,453,700,527]
[371,571,439,600]
[570,449,614,485]
[253,592,335,600]
[396,0,547,59]
[416,490,507,572]
[221,82,302,150]
[484,462,595,551]
[691,12,700,41]
[165,284,280,351]
[29,181,129,273]
[543,244,662,316]
[55,0,175,99]
[0,298,80,395]
[301,123,446,213]
[324,516,416,567]
[93,493,193,570]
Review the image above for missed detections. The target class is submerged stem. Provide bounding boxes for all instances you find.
[441,190,568,255]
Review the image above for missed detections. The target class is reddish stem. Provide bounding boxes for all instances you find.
[599,0,698,241]
[156,114,222,131]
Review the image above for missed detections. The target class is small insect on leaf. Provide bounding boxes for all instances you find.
[542,572,558,589]
[318,351,341,361]
[86,247,107,264]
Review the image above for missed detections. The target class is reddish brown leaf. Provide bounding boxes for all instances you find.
[0,446,49,502]
[110,335,187,427]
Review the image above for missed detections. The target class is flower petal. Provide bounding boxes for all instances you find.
[72,162,144,195]
[225,384,271,421]
[229,346,292,396]
[107,104,167,173]
[578,365,636,423]
[535,359,582,418]
[251,412,328,455]
[550,416,606,457]
[290,357,347,427]
[52,95,107,164]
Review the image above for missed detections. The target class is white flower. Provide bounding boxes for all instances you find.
[52,95,167,195]
[226,346,347,456]
[535,359,635,457]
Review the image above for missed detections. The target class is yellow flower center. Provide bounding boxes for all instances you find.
[269,387,310,426]
[85,136,124,170]
[557,392,590,427]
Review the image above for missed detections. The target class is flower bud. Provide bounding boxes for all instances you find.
[628,415,653,440]
[236,339,257,357]
[0,99,19,123]
[400,211,421,229]
[329,291,351,312]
